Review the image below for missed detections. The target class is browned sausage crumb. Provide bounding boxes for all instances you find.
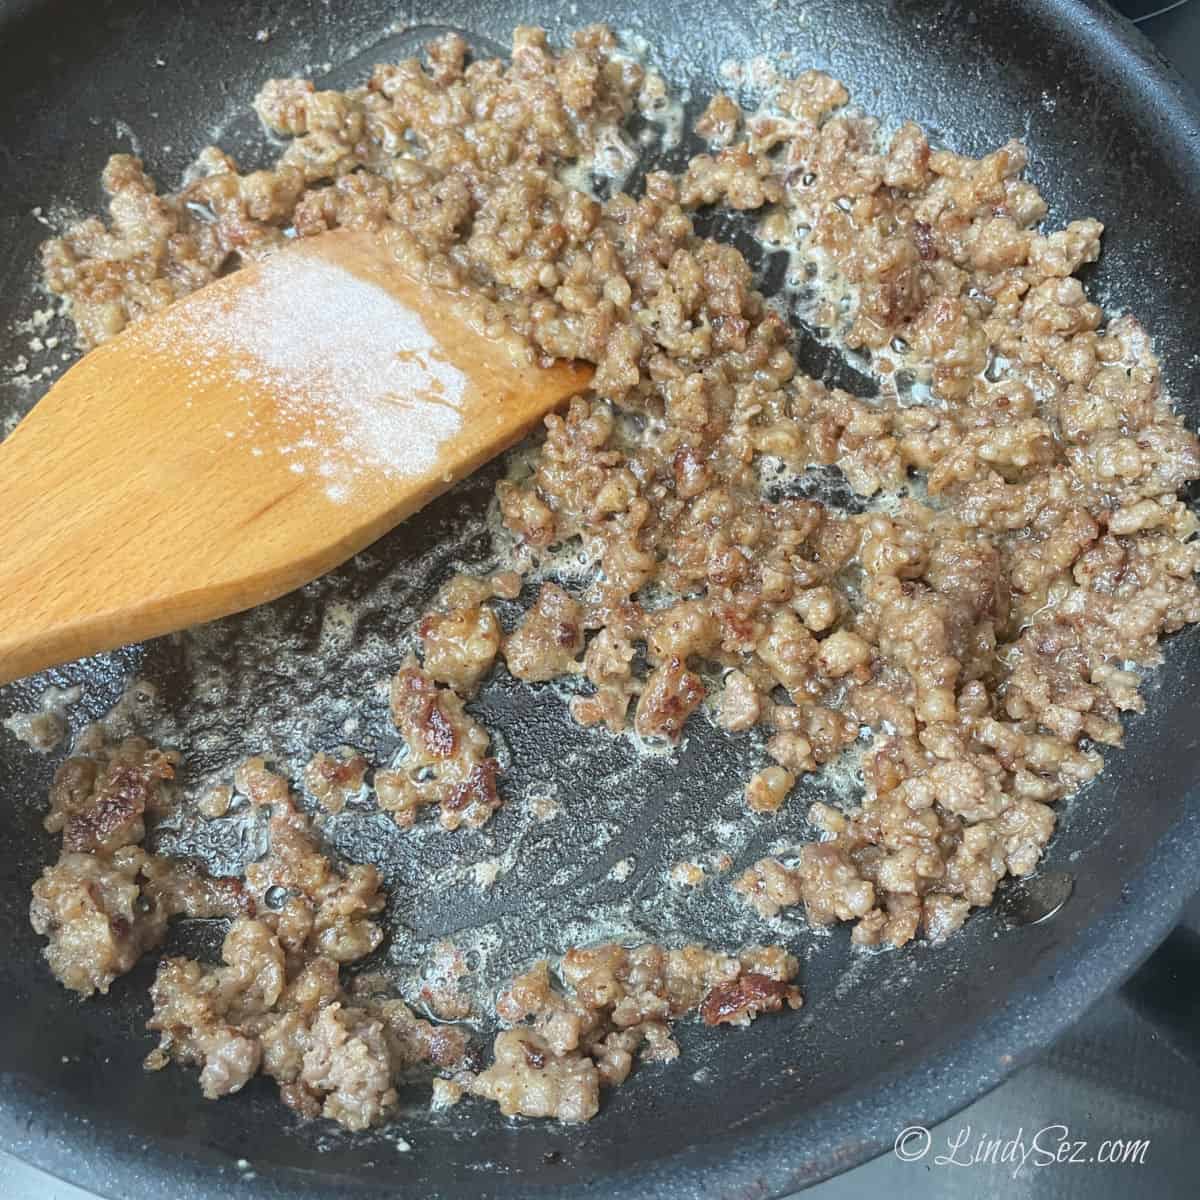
[745,765,796,813]
[468,942,801,1122]
[695,93,742,146]
[29,739,249,996]
[378,661,500,830]
[142,763,473,1126]
[29,17,1200,1131]
[700,972,803,1026]
[303,746,368,813]
[502,583,585,682]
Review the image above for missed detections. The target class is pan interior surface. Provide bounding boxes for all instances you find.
[1,1,1199,1197]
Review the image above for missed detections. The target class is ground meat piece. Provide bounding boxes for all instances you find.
[851,894,923,948]
[389,666,463,759]
[695,93,741,146]
[681,145,783,210]
[233,757,290,807]
[431,1077,464,1110]
[883,122,931,192]
[197,1030,262,1099]
[815,629,872,679]
[757,610,817,693]
[472,940,800,1123]
[28,739,224,996]
[254,78,315,135]
[303,747,368,813]
[776,844,876,925]
[571,628,637,731]
[140,782,469,1132]
[563,942,737,1020]
[373,768,436,829]
[140,856,255,920]
[733,857,805,919]
[471,1029,600,1123]
[700,972,802,1026]
[385,662,502,830]
[634,657,704,740]
[502,584,585,682]
[745,766,795,813]
[30,848,167,996]
[792,586,840,633]
[369,994,471,1069]
[40,155,229,347]
[766,731,817,773]
[196,784,233,818]
[419,604,502,695]
[234,777,386,967]
[770,703,858,764]
[922,893,972,942]
[417,941,473,1020]
[777,69,849,121]
[497,480,557,546]
[918,760,1006,822]
[442,758,503,831]
[299,1004,399,1131]
[48,738,176,855]
[717,670,762,732]
[646,600,720,663]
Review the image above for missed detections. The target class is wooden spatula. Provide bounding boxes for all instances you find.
[0,230,593,686]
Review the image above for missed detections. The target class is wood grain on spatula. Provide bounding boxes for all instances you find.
[0,230,593,685]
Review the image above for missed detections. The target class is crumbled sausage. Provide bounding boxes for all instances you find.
[33,15,1200,1134]
[469,943,800,1123]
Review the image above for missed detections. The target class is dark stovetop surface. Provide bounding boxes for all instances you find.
[3,3,1198,1198]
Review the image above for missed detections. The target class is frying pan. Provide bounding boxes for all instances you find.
[1,1,1198,1197]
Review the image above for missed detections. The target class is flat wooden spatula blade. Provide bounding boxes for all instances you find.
[0,230,592,685]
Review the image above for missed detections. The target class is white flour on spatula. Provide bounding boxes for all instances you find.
[148,249,466,503]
